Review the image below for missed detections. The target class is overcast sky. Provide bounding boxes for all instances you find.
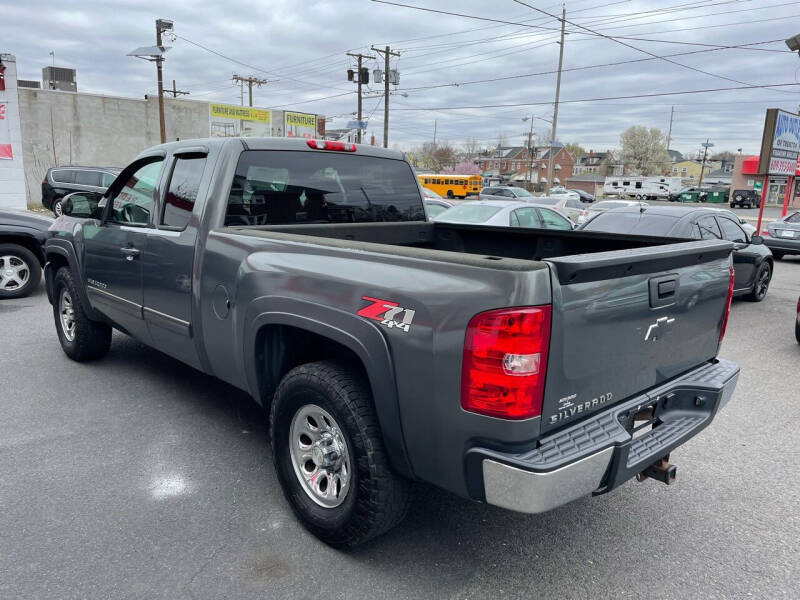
[5,0,800,156]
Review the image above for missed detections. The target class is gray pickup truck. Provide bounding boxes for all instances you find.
[45,137,739,547]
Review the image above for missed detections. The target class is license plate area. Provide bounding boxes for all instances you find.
[779,230,795,238]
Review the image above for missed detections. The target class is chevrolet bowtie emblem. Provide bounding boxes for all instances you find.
[645,316,675,341]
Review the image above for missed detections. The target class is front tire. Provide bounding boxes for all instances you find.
[270,361,410,547]
[0,243,41,299]
[52,267,112,361]
[747,261,772,302]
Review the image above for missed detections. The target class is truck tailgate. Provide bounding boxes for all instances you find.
[541,239,733,433]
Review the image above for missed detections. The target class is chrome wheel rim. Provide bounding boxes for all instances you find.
[0,255,30,291]
[289,404,351,508]
[54,201,63,216]
[59,288,76,341]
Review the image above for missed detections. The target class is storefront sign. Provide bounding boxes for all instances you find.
[758,108,800,176]
[0,103,11,159]
[209,103,271,137]
[284,111,316,138]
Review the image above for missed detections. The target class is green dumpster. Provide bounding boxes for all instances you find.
[705,190,726,203]
[679,191,699,202]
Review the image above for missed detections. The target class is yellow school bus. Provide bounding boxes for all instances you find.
[417,174,481,199]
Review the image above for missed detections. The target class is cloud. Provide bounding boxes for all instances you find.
[5,0,798,154]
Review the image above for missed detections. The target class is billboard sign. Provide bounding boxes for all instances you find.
[209,103,271,137]
[284,111,316,138]
[758,108,800,176]
[0,103,11,159]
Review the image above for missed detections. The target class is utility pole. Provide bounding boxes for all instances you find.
[165,79,189,98]
[371,46,400,148]
[346,52,375,143]
[546,5,566,194]
[666,106,674,150]
[232,74,268,107]
[697,139,714,189]
[433,120,437,146]
[155,19,169,144]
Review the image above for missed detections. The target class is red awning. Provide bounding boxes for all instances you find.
[741,156,759,175]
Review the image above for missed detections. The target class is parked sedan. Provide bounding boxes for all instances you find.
[548,187,581,201]
[762,210,800,259]
[423,198,454,220]
[531,195,588,224]
[478,186,534,201]
[433,199,574,230]
[0,208,53,299]
[578,199,648,224]
[579,205,773,301]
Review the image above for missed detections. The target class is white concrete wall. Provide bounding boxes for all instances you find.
[0,54,28,209]
[18,90,209,206]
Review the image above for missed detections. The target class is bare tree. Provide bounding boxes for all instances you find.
[619,126,670,175]
[463,137,480,159]
[564,142,586,157]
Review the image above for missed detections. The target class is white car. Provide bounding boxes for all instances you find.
[433,200,574,230]
[548,187,580,201]
[578,199,649,225]
[530,195,588,224]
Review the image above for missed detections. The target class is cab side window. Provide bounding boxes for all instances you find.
[161,157,206,230]
[108,160,164,225]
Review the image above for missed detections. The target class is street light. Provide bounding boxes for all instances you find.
[128,18,173,144]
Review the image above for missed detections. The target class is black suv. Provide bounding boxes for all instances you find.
[729,189,760,209]
[41,166,120,216]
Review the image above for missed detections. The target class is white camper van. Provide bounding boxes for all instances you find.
[603,176,682,199]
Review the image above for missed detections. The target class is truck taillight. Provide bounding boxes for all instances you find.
[719,266,735,342]
[306,139,356,152]
[461,306,551,420]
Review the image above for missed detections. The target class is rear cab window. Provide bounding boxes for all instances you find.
[225,151,424,226]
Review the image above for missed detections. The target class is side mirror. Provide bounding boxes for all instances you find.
[750,235,764,245]
[61,192,102,219]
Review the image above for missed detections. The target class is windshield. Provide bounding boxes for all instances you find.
[532,197,559,206]
[434,204,502,224]
[581,211,679,236]
[511,187,532,197]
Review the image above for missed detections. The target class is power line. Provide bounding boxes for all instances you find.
[389,82,800,111]
[512,0,796,94]
[395,39,786,92]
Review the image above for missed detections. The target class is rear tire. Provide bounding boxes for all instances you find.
[52,198,64,217]
[52,267,112,361]
[773,251,784,260]
[270,360,411,548]
[0,243,41,299]
[747,261,772,302]
[730,202,736,208]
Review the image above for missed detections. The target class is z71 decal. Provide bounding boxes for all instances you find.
[357,296,416,333]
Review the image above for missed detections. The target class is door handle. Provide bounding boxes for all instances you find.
[120,247,141,261]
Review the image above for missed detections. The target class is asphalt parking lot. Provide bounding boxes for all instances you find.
[1,260,799,599]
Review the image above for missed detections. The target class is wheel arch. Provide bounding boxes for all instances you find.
[0,233,45,266]
[242,299,414,479]
[44,240,99,318]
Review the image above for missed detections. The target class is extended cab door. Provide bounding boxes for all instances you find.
[83,157,166,340]
[141,148,210,369]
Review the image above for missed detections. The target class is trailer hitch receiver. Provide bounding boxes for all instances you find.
[636,457,676,485]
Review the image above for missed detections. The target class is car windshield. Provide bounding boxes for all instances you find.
[434,203,503,224]
[581,211,679,236]
[532,197,559,206]
[511,188,532,197]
